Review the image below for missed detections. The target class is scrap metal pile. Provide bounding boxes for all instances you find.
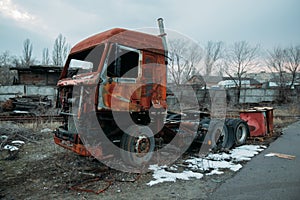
[1,95,52,115]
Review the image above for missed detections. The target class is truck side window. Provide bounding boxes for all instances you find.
[107,44,139,78]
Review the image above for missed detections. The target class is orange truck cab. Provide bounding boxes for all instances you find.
[54,24,168,160]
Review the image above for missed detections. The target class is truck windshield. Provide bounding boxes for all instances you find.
[66,44,105,77]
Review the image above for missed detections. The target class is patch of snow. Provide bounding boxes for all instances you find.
[230,149,258,161]
[169,165,178,171]
[12,110,30,114]
[235,145,266,152]
[230,145,264,161]
[11,140,25,145]
[4,145,19,151]
[185,157,243,172]
[206,152,231,161]
[229,163,243,172]
[147,164,203,186]
[40,128,52,133]
[147,145,267,186]
[206,169,224,176]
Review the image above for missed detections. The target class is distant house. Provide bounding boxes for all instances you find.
[248,71,300,88]
[246,71,273,83]
[263,75,300,89]
[186,75,205,86]
[186,75,261,89]
[186,75,222,88]
[10,65,63,86]
[262,81,278,88]
[219,77,262,88]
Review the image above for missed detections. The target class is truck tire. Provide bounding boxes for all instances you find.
[224,119,235,149]
[120,125,155,166]
[231,119,250,146]
[210,121,232,151]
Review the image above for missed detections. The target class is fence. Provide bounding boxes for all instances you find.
[167,85,300,110]
[1,84,299,108]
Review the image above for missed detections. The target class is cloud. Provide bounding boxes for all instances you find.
[0,0,55,42]
[0,0,35,22]
[0,0,299,60]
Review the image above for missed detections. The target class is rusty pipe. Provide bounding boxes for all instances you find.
[157,18,168,65]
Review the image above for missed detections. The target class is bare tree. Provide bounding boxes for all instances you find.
[168,39,203,85]
[0,51,17,85]
[11,56,21,68]
[204,41,223,76]
[1,51,20,68]
[52,34,70,66]
[42,48,50,65]
[284,45,300,88]
[0,51,11,67]
[266,47,288,86]
[21,38,34,67]
[223,41,259,104]
[266,46,298,103]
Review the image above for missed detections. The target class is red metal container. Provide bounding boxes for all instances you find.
[262,107,274,134]
[253,107,274,135]
[239,109,268,137]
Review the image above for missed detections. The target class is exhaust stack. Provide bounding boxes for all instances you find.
[157,18,168,64]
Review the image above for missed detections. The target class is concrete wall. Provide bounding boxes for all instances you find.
[236,88,277,103]
[229,88,299,104]
[0,85,57,102]
[167,85,300,110]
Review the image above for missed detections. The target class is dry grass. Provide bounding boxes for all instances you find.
[273,104,300,127]
[274,104,300,116]
[273,117,297,127]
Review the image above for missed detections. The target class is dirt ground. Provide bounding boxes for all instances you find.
[0,106,298,200]
[0,122,228,200]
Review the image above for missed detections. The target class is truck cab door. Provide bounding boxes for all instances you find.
[98,43,142,111]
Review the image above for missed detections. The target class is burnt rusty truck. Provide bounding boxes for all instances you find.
[54,19,250,167]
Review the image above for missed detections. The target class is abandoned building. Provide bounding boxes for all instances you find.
[0,65,64,103]
[10,65,63,86]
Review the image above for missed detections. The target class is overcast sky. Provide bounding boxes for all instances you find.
[0,0,299,61]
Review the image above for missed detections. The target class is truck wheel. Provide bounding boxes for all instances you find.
[210,122,230,151]
[233,120,249,146]
[120,125,155,166]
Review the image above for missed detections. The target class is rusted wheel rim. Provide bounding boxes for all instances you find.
[135,135,151,157]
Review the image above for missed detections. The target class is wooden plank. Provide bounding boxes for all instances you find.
[265,152,296,160]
